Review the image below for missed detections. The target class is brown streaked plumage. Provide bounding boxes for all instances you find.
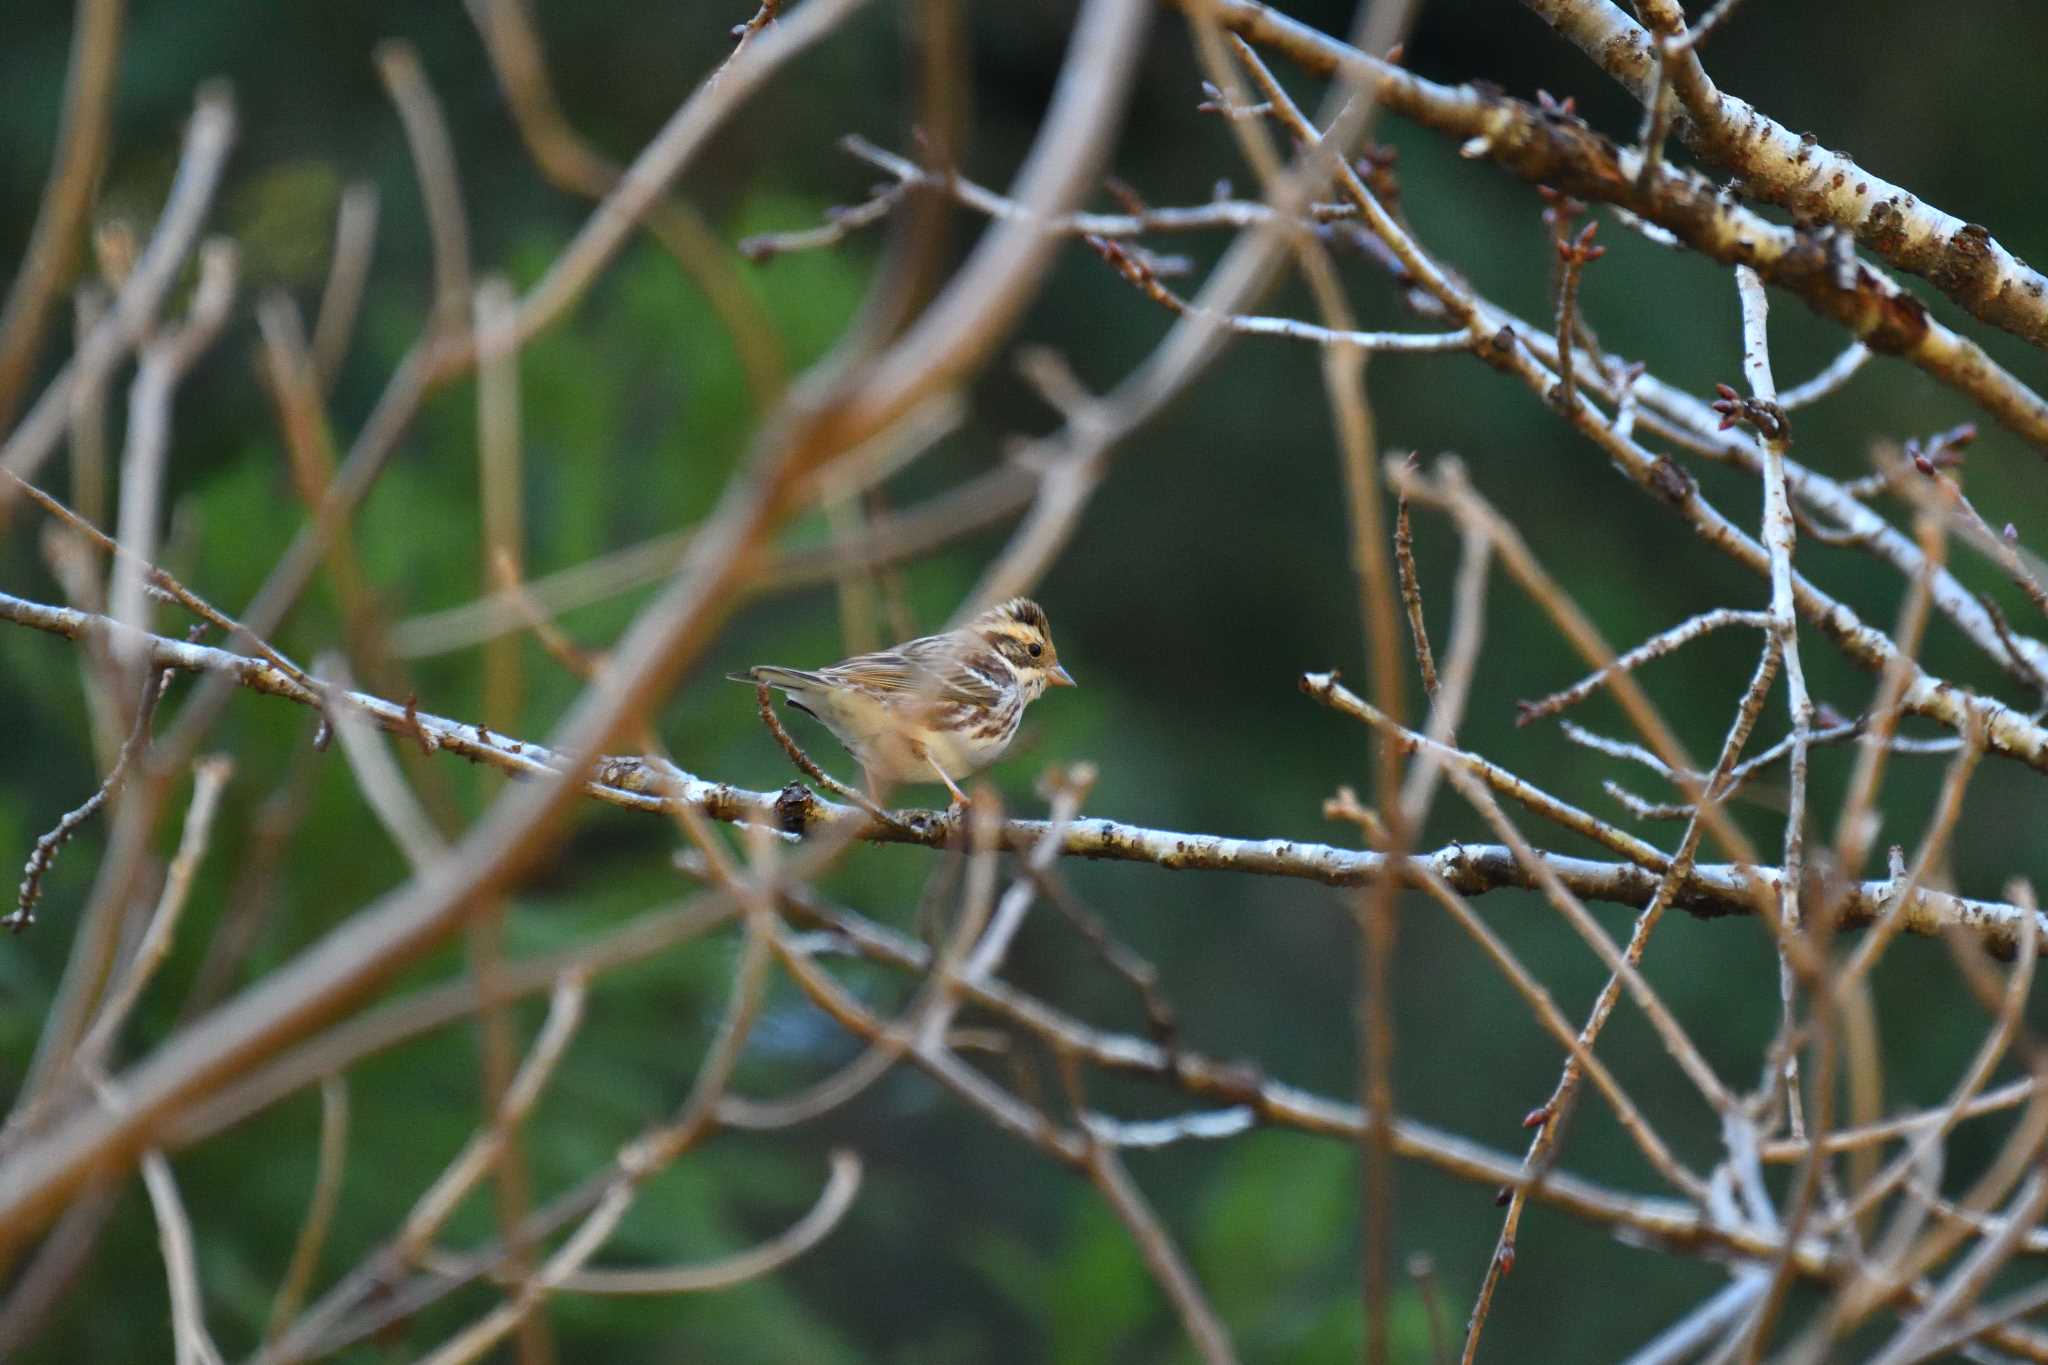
[730,598,1076,804]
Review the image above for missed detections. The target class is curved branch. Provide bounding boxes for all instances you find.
[551,1150,861,1295]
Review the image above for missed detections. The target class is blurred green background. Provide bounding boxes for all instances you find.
[4,0,2048,1359]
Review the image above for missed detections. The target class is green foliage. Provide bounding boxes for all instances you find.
[227,160,345,292]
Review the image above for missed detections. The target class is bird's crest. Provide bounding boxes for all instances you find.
[984,597,1049,633]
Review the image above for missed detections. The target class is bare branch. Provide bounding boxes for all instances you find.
[1181,0,2048,450]
[549,1149,862,1295]
[264,1076,349,1346]
[0,0,126,428]
[1081,1133,1237,1364]
[1525,0,2048,357]
[308,184,379,392]
[5,584,2043,952]
[375,42,472,338]
[73,755,234,1069]
[131,1139,224,1365]
[1,90,236,496]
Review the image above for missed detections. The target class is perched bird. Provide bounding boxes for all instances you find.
[731,597,1076,805]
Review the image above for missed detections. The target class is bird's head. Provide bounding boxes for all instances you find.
[970,597,1076,698]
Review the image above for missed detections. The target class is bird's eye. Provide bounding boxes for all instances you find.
[1028,642,1043,657]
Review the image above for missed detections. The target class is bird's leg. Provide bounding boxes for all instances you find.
[931,762,969,809]
[907,738,968,809]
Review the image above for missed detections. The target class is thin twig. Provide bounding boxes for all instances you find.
[1200,33,1418,1362]
[1778,342,1870,410]
[106,237,237,671]
[309,184,379,393]
[1551,219,1603,413]
[4,468,316,690]
[1393,456,1440,698]
[462,0,786,407]
[264,1076,350,1345]
[547,1150,862,1294]
[1086,233,1468,353]
[748,680,905,831]
[1518,608,1772,726]
[0,0,126,429]
[11,665,167,930]
[1308,676,1669,868]
[387,398,973,659]
[1,89,235,497]
[119,1107,226,1365]
[1476,633,1781,1345]
[476,277,525,733]
[390,973,589,1263]
[72,755,234,1069]
[1082,1131,1238,1364]
[375,42,472,338]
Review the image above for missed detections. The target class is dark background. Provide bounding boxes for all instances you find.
[3,0,2047,1358]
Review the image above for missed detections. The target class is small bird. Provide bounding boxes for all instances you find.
[731,597,1076,805]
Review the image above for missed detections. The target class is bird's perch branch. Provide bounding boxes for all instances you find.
[4,587,2041,956]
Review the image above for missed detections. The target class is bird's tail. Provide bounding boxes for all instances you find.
[730,666,826,721]
[726,665,827,692]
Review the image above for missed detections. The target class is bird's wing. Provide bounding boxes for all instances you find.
[823,636,1006,707]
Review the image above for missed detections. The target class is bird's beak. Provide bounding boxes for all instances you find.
[1049,664,1077,688]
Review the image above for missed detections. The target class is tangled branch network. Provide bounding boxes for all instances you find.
[4,0,2048,1360]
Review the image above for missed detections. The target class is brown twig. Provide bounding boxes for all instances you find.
[264,1076,349,1346]
[748,680,905,831]
[1549,215,1604,413]
[461,0,786,408]
[487,548,605,680]
[106,237,237,671]
[255,294,396,691]
[1081,1131,1238,1364]
[1393,455,1439,699]
[1029,863,1179,1048]
[308,184,379,393]
[71,755,234,1071]
[475,277,526,732]
[547,1150,862,1294]
[375,42,472,340]
[1448,639,1778,1359]
[10,664,170,930]
[5,468,315,690]
[389,398,975,659]
[136,1142,225,1365]
[1306,675,1669,870]
[0,0,126,430]
[1195,34,1418,1360]
[389,973,589,1265]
